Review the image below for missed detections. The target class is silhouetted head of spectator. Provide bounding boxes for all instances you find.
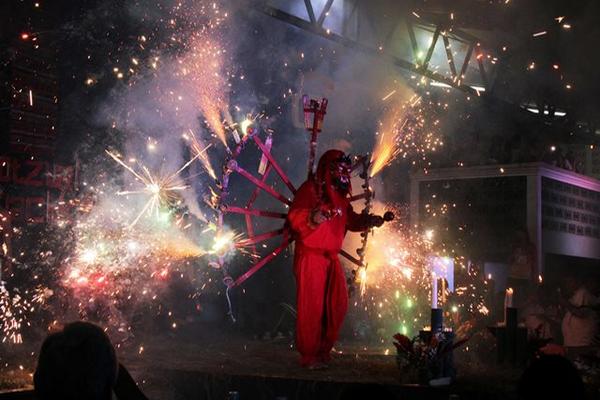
[518,355,585,400]
[34,321,118,400]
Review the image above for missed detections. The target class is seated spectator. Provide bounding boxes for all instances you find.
[34,321,148,400]
[517,355,585,400]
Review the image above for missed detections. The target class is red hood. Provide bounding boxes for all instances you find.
[315,149,351,207]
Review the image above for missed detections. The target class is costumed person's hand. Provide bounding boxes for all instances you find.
[310,208,328,226]
[368,211,394,228]
[368,214,385,228]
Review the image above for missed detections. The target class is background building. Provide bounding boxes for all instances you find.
[410,162,600,287]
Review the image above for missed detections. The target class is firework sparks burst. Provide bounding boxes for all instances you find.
[0,284,33,345]
[177,32,231,148]
[345,204,490,344]
[107,150,206,227]
[370,94,443,177]
[209,230,244,257]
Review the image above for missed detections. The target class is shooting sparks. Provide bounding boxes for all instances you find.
[107,150,202,227]
[381,90,396,101]
[344,204,490,342]
[178,34,231,149]
[0,284,31,345]
[370,94,442,177]
[209,230,242,257]
[185,129,217,180]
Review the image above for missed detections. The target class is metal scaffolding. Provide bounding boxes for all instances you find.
[257,0,498,96]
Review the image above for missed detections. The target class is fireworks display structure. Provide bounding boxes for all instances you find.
[214,97,378,298]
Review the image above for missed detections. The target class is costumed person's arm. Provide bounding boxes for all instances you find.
[288,182,348,249]
[346,204,385,232]
[288,182,320,239]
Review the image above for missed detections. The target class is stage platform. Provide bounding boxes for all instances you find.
[118,331,521,400]
[0,329,528,400]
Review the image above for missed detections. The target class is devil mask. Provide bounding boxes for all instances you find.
[330,154,352,192]
[316,150,353,203]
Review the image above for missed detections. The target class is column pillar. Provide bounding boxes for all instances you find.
[526,174,543,278]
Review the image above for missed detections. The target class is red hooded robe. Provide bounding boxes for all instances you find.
[288,150,370,366]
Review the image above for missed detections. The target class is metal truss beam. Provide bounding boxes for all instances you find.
[442,34,457,78]
[258,0,497,96]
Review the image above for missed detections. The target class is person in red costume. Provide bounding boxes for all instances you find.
[288,149,386,369]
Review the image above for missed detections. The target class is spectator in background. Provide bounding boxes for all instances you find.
[34,321,148,400]
[561,276,599,347]
[508,229,537,307]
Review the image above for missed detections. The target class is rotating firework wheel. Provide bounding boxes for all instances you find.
[213,97,376,304]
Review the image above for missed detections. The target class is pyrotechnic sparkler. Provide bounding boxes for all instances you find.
[107,149,206,227]
[358,267,368,297]
[59,198,210,340]
[239,118,253,136]
[47,141,218,337]
[208,230,243,257]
